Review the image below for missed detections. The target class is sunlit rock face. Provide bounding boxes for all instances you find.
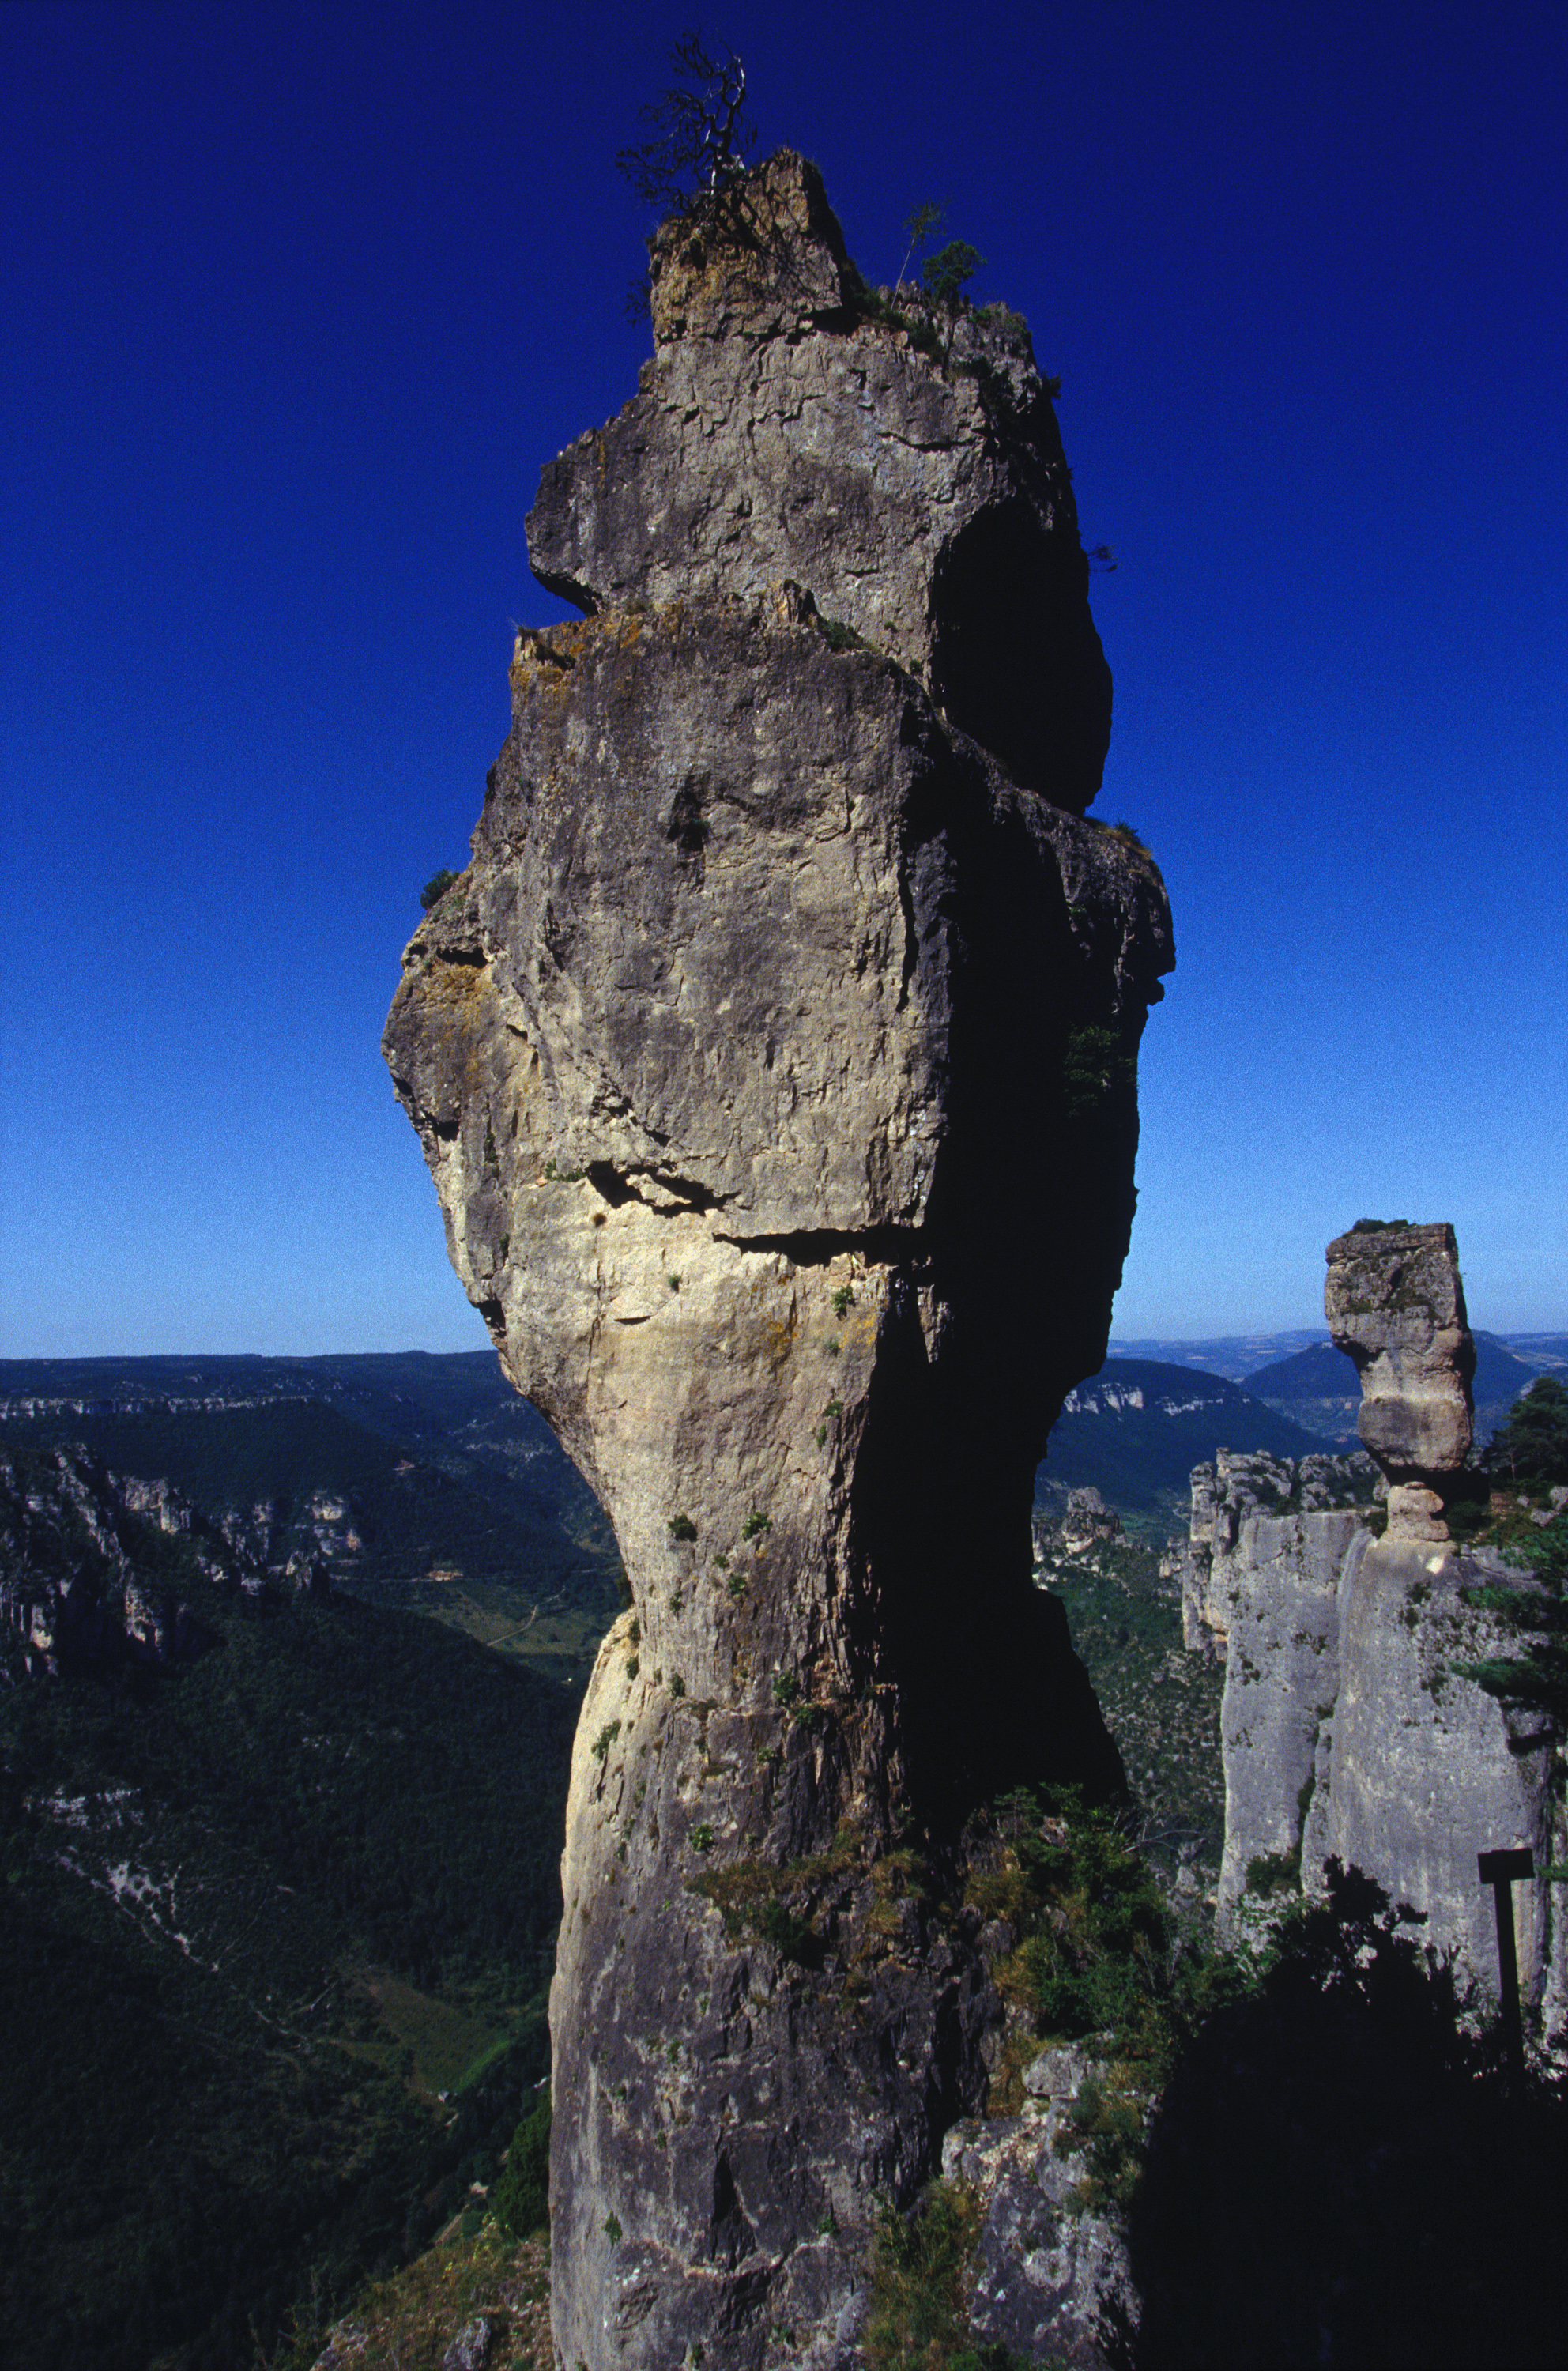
[384,151,1172,2370]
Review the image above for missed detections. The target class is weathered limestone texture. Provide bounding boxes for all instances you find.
[941,2042,1133,2368]
[528,153,1112,819]
[1178,1450,1373,1936]
[385,153,1173,2369]
[1203,1228,1556,2022]
[1178,1448,1376,1657]
[1325,1219,1476,1541]
[1307,1533,1553,2002]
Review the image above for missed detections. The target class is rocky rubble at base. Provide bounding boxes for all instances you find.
[940,2041,1133,2368]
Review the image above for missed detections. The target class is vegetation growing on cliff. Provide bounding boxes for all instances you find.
[278,2222,553,2371]
[1038,1533,1226,1868]
[968,1785,1237,2215]
[492,2086,552,2241]
[865,2182,1031,2371]
[1458,1512,1568,1730]
[1444,1383,1568,1728]
[615,31,754,219]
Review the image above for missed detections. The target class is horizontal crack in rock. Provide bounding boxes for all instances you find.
[711,1223,927,1268]
[586,1160,733,1215]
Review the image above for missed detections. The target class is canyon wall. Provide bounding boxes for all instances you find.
[385,154,1173,2368]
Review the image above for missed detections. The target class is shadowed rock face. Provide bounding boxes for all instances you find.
[385,153,1172,2370]
[1325,1219,1475,1540]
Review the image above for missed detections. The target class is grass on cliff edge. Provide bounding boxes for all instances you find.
[865,2183,1050,2370]
[273,2222,552,2371]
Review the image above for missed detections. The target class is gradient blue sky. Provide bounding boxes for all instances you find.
[4,0,1564,1355]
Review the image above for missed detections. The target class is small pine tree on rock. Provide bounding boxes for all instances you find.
[492,2086,551,2240]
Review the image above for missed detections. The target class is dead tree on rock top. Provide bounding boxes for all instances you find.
[616,32,755,220]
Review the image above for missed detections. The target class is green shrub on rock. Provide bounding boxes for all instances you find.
[492,2088,550,2240]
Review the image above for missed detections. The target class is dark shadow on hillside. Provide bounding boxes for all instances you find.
[1122,1863,1568,2371]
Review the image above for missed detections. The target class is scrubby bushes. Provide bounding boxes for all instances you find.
[492,2086,551,2240]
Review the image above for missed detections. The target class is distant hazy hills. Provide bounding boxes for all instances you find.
[1046,1330,1568,1525]
[1,1348,560,1448]
[1105,1329,1329,1382]
[1243,1330,1554,1449]
[0,1351,622,1688]
[1038,1359,1328,1521]
[8,1337,1559,1578]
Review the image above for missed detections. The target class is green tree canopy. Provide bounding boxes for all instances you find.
[1488,1375,1568,1483]
[1457,1516,1568,1728]
[492,2086,551,2240]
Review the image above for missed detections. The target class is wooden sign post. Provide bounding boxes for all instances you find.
[1477,1846,1534,2091]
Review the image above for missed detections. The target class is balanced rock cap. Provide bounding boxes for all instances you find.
[1325,1219,1476,1540]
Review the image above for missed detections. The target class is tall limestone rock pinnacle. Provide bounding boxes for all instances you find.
[384,151,1173,2369]
[528,150,1114,816]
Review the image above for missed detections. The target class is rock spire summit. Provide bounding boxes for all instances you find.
[527,149,1114,814]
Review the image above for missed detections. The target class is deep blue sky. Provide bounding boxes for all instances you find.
[4,0,1564,1355]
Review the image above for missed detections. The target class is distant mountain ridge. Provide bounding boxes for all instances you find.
[1244,1331,1549,1449]
[0,1348,541,1438]
[1040,1359,1328,1519]
[1106,1328,1568,1385]
[1106,1330,1329,1382]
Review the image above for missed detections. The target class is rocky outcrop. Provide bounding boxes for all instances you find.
[0,1445,278,1675]
[527,153,1112,818]
[1178,1447,1378,1657]
[1200,1231,1560,2032]
[941,2041,1132,2367]
[385,151,1172,2369]
[1303,1535,1555,2005]
[1061,1487,1124,1551]
[1189,1454,1373,1925]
